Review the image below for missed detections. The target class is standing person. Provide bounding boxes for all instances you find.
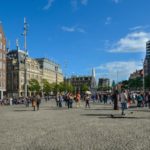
[9,97,13,106]
[76,92,81,108]
[85,94,90,108]
[120,90,128,115]
[55,94,59,107]
[25,97,30,107]
[148,92,150,109]
[112,90,119,110]
[36,95,41,111]
[144,93,148,107]
[58,93,63,108]
[32,95,37,111]
[66,93,71,109]
[137,93,143,107]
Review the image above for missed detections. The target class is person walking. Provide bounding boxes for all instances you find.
[55,94,59,107]
[112,90,119,110]
[137,93,143,107]
[58,93,63,108]
[69,93,74,108]
[148,92,150,109]
[32,95,37,111]
[36,95,41,111]
[66,93,70,109]
[120,90,128,115]
[76,92,81,108]
[85,94,90,108]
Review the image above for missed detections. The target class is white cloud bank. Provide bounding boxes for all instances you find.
[71,0,89,10]
[95,61,142,81]
[43,0,55,10]
[109,31,150,53]
[61,26,85,33]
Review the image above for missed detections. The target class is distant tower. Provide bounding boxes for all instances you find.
[91,68,97,89]
[92,68,96,78]
[16,38,19,50]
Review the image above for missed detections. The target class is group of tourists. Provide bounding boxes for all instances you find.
[113,90,150,115]
[55,92,81,109]
[31,95,41,111]
[1,90,150,115]
[55,92,91,109]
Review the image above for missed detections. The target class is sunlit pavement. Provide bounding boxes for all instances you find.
[0,100,150,150]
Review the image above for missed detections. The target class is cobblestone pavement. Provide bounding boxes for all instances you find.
[0,101,150,150]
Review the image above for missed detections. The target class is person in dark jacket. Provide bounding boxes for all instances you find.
[148,92,150,109]
[112,90,119,110]
[36,95,41,110]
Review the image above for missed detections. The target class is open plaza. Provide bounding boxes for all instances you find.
[0,100,150,150]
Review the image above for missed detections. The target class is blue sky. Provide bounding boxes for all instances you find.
[0,0,150,82]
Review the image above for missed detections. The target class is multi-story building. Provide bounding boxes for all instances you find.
[129,69,143,80]
[7,49,63,97]
[65,69,97,93]
[144,40,150,76]
[36,58,63,84]
[98,78,110,88]
[0,24,6,99]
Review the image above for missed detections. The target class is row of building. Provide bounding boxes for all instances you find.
[64,70,110,92]
[129,40,150,80]
[0,20,112,98]
[0,24,64,99]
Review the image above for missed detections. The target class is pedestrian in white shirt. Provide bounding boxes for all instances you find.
[120,90,128,115]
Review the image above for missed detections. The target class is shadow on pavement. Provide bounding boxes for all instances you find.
[84,108,113,111]
[82,113,150,119]
[130,109,150,112]
[14,109,33,112]
[43,107,69,110]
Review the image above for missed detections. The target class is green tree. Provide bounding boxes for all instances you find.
[128,77,142,90]
[145,75,150,89]
[28,79,41,93]
[81,84,89,92]
[121,80,129,89]
[112,80,116,88]
[42,79,53,95]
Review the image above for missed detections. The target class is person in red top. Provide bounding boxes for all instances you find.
[76,92,81,108]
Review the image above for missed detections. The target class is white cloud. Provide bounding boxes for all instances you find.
[81,0,88,5]
[61,26,85,33]
[95,61,142,81]
[43,0,88,10]
[71,0,88,10]
[109,31,150,53]
[43,0,55,10]
[105,17,112,25]
[129,25,150,31]
[112,0,121,4]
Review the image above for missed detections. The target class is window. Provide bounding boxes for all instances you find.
[0,33,2,49]
[0,42,2,49]
[0,62,2,69]
[3,44,5,51]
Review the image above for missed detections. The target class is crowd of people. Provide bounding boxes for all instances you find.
[0,91,150,114]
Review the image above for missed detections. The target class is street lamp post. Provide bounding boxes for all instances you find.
[55,66,58,95]
[24,55,27,97]
[143,61,145,93]
[22,17,28,97]
[11,60,15,97]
